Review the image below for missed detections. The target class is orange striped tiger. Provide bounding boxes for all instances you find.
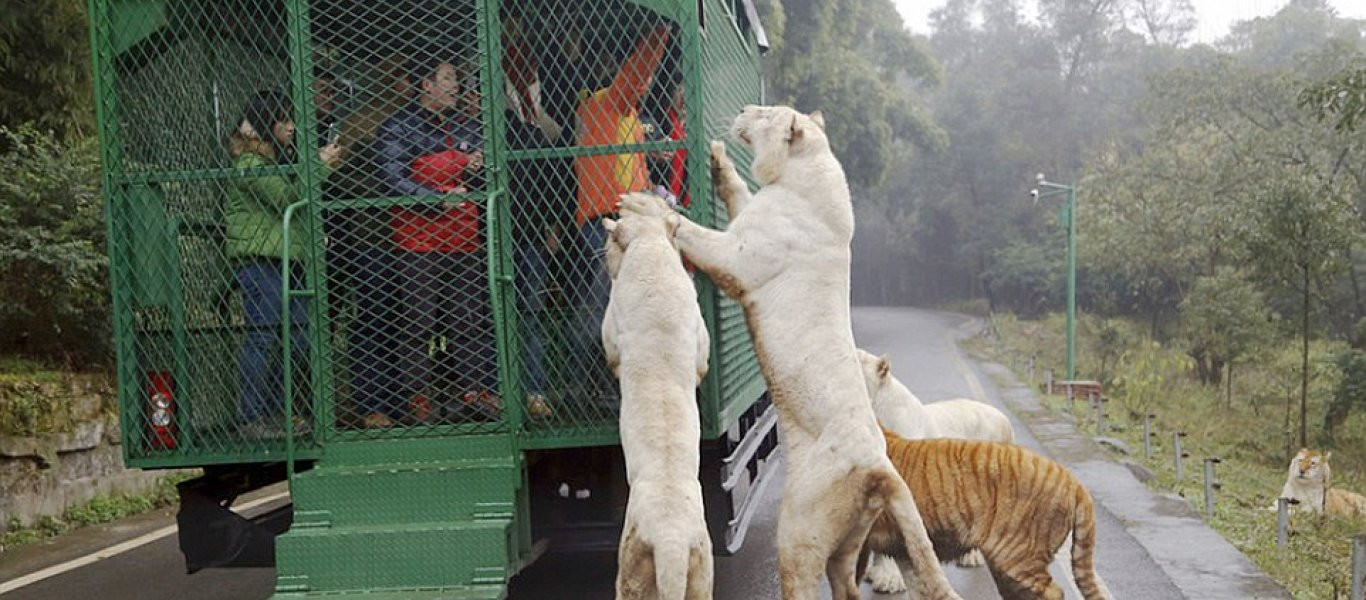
[1280,448,1366,519]
[863,431,1111,600]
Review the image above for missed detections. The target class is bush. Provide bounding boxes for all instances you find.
[0,125,108,367]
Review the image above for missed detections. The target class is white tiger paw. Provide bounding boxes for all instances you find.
[709,140,731,170]
[864,553,908,594]
[618,191,672,219]
[955,549,986,568]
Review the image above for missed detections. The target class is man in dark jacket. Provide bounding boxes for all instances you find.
[372,54,497,425]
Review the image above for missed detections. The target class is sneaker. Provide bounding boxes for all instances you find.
[477,390,501,413]
[459,390,501,420]
[527,394,553,418]
[408,394,433,423]
[362,412,394,429]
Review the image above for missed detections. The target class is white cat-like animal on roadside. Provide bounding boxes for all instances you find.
[620,106,961,600]
[601,211,713,600]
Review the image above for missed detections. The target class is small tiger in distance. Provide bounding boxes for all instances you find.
[861,430,1112,600]
[1278,448,1366,519]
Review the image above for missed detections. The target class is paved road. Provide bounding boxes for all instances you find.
[1,307,1288,599]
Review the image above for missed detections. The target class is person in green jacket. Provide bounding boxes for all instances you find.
[225,90,341,437]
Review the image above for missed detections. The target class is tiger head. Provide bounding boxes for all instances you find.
[1289,448,1331,486]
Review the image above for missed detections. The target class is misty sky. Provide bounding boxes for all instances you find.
[892,0,1366,43]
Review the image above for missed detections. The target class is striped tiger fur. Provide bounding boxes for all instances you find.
[863,431,1111,600]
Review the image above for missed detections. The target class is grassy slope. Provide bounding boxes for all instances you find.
[966,313,1366,599]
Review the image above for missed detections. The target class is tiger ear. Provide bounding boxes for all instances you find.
[809,110,825,130]
[877,354,891,380]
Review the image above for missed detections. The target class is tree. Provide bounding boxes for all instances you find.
[0,125,108,365]
[1300,58,1366,133]
[763,0,946,187]
[1325,319,1366,441]
[1242,170,1357,448]
[1178,267,1275,397]
[1127,0,1196,47]
[0,0,95,139]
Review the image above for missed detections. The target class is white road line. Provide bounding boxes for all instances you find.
[944,321,988,402]
[0,491,290,595]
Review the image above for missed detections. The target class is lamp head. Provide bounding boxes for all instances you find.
[1036,172,1046,184]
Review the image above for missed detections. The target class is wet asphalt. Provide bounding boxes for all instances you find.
[0,306,1290,599]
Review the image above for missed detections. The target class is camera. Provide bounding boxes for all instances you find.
[1029,188,1040,200]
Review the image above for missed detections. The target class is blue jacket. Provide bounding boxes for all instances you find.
[377,102,483,197]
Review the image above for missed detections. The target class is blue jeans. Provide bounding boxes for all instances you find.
[515,243,550,396]
[235,261,309,423]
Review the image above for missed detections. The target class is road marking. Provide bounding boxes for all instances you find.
[944,319,988,402]
[0,491,290,595]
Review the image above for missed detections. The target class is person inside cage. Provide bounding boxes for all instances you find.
[569,24,673,404]
[501,9,566,420]
[225,89,342,438]
[376,53,499,425]
[324,53,414,430]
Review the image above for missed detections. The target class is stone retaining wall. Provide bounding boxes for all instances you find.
[0,377,186,531]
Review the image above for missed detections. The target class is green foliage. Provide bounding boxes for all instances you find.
[763,0,946,188]
[1109,339,1192,416]
[0,0,95,139]
[0,372,116,437]
[982,240,1063,317]
[1179,267,1276,385]
[1325,344,1366,438]
[0,125,109,366]
[1300,58,1366,133]
[1241,171,1357,299]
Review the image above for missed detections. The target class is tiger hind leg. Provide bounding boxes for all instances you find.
[987,559,1063,600]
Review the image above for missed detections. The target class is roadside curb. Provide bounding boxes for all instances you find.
[953,318,1293,600]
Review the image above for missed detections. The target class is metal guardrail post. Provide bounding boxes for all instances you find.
[1202,457,1221,518]
[1353,534,1366,600]
[1174,432,1187,480]
[1096,396,1106,436]
[1276,498,1290,549]
[1045,369,1053,395]
[1144,413,1154,459]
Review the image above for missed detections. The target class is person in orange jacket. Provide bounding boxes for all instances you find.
[569,25,673,404]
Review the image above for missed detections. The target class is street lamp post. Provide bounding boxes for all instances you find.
[1030,174,1078,381]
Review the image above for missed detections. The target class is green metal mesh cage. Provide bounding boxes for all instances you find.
[89,0,769,466]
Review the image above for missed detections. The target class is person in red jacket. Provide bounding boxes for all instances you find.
[373,54,497,426]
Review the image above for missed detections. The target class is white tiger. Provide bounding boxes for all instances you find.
[602,212,714,600]
[620,105,961,600]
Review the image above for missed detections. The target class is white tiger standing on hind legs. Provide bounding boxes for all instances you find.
[601,212,713,600]
[619,105,962,600]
